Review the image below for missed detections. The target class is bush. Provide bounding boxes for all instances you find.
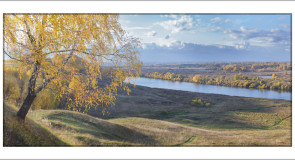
[4,67,24,104]
[190,99,211,107]
[4,74,21,102]
[31,89,59,110]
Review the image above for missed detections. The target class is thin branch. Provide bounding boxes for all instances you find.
[24,18,37,49]
[16,42,33,50]
[4,50,34,64]
[44,49,75,55]
[3,50,22,62]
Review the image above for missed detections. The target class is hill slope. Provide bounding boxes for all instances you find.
[4,103,68,146]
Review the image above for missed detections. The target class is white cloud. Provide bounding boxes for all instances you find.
[146,31,157,37]
[240,26,257,32]
[156,15,194,33]
[227,26,290,47]
[277,16,287,21]
[157,39,177,47]
[160,14,178,19]
[211,17,223,23]
[225,18,231,23]
[234,41,250,50]
[125,26,152,30]
[211,26,223,32]
[211,17,231,23]
[278,24,290,30]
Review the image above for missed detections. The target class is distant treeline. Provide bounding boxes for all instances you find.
[151,62,291,72]
[220,62,291,73]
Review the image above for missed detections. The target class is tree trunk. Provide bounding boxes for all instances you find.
[17,61,40,120]
[17,92,36,119]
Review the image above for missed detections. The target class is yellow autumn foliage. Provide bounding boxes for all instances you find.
[4,14,142,115]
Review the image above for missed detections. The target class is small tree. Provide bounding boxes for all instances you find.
[192,75,202,83]
[272,73,277,79]
[284,71,288,75]
[4,14,142,119]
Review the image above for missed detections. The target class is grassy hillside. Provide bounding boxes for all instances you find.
[4,103,68,146]
[4,98,291,146]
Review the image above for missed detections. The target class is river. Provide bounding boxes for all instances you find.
[130,77,291,100]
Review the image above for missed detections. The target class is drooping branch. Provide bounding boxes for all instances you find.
[4,50,22,62]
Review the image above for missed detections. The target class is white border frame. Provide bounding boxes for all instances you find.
[0,1,294,159]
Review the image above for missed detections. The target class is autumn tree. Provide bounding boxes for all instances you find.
[272,73,277,79]
[192,75,202,83]
[4,14,142,119]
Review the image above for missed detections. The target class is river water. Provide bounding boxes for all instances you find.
[130,77,291,100]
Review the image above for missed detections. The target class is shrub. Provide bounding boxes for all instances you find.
[190,99,211,107]
[31,89,59,110]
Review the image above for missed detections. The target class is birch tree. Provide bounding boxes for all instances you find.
[4,14,142,119]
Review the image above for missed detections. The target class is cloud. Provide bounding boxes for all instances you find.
[211,17,231,23]
[210,26,224,32]
[140,42,291,63]
[146,31,157,37]
[211,17,223,23]
[225,19,231,23]
[211,25,290,47]
[160,14,178,19]
[156,15,194,33]
[278,24,290,30]
[125,26,151,30]
[277,16,287,21]
[234,26,289,44]
[234,41,250,50]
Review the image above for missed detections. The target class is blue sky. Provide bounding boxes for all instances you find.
[119,14,291,63]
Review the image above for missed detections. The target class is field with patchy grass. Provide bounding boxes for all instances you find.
[4,84,291,146]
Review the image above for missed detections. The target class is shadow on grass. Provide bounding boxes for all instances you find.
[4,104,69,146]
[46,112,157,146]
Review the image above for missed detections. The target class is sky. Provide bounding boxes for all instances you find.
[119,14,291,63]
